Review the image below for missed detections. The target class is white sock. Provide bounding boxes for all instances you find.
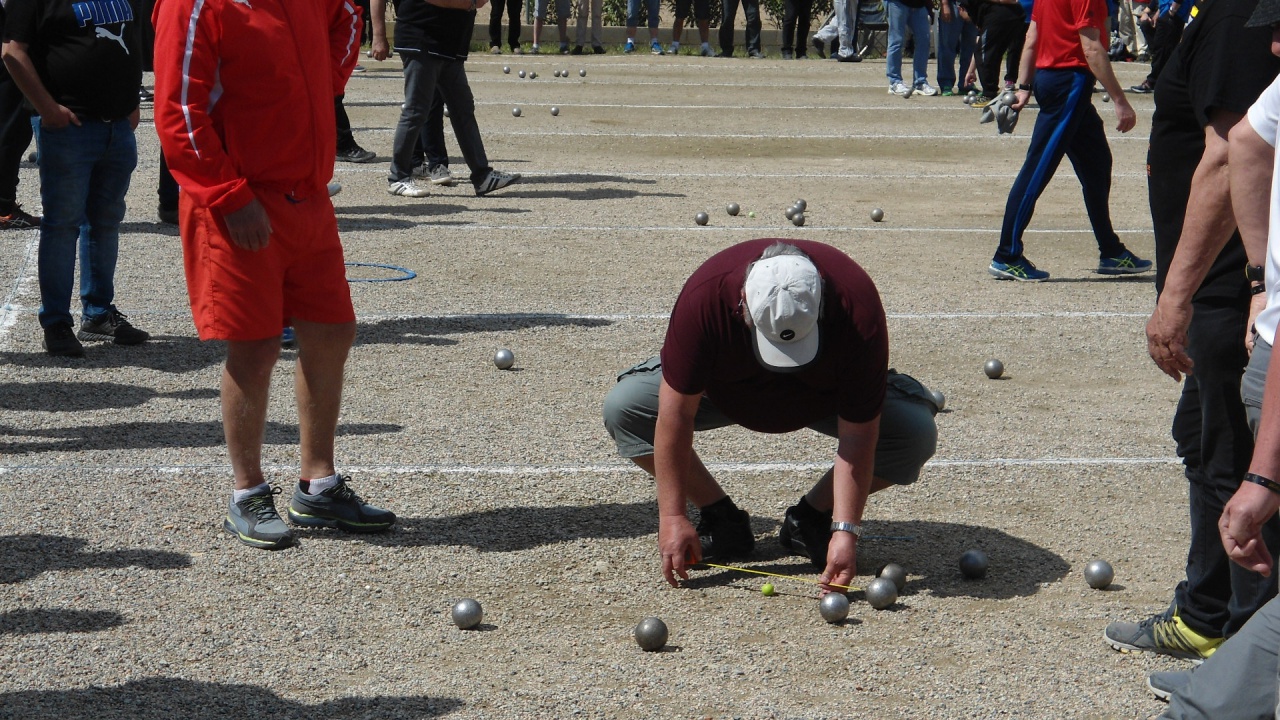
[302,473,340,495]
[232,483,270,503]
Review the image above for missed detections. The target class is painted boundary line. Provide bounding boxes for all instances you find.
[0,233,38,349]
[26,309,1148,320]
[0,457,1179,475]
[330,168,1150,180]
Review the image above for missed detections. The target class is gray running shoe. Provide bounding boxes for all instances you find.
[288,476,396,533]
[1147,670,1191,702]
[79,308,149,345]
[1104,608,1223,662]
[224,486,292,549]
[427,165,457,186]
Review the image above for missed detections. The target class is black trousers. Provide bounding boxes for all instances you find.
[1144,12,1183,86]
[336,94,356,152]
[489,0,522,50]
[0,58,31,210]
[977,12,1025,97]
[782,0,814,55]
[719,0,761,55]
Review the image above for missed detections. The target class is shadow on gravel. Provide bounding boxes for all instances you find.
[0,608,126,634]
[337,203,471,217]
[355,314,612,347]
[1046,275,1155,284]
[496,188,684,202]
[316,500,660,551]
[337,216,421,232]
[0,420,400,455]
[517,173,657,186]
[0,383,217,412]
[0,334,224,374]
[682,520,1069,601]
[0,534,190,584]
[0,678,463,719]
[119,221,180,237]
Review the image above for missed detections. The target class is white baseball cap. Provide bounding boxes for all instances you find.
[744,253,823,371]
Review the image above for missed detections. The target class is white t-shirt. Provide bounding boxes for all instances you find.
[1249,74,1280,345]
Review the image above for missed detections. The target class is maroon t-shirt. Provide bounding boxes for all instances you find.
[659,239,889,433]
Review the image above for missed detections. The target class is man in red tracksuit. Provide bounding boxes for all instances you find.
[152,0,396,549]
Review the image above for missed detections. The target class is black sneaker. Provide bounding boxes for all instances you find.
[778,502,832,569]
[288,475,396,532]
[79,308,149,345]
[572,45,584,55]
[592,45,606,54]
[474,169,520,196]
[836,53,862,62]
[0,204,41,230]
[158,205,178,225]
[1129,81,1153,94]
[139,87,154,104]
[336,144,376,163]
[224,486,293,549]
[695,501,754,560]
[42,322,84,357]
[810,37,826,58]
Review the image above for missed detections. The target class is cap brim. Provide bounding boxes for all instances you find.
[752,325,820,372]
[1247,0,1280,26]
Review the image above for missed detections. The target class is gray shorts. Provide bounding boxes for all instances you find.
[601,357,939,486]
[1242,336,1271,437]
[535,0,572,20]
[1161,592,1280,718]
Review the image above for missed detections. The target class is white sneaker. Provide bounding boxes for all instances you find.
[914,81,939,96]
[889,82,911,96]
[388,179,430,197]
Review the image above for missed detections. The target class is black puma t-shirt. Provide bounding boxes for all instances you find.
[5,0,141,120]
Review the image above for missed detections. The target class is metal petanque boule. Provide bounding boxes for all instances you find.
[795,198,807,211]
[791,212,805,227]
[634,617,668,651]
[529,71,538,79]
[870,207,884,222]
[1084,559,1114,589]
[865,577,898,610]
[695,212,709,226]
[503,66,511,73]
[551,107,560,116]
[726,202,740,216]
[929,389,945,411]
[960,549,989,579]
[451,598,483,629]
[579,68,586,77]
[785,206,797,220]
[819,593,850,623]
[494,348,515,369]
[512,107,522,117]
[553,69,561,77]
[878,562,908,592]
[984,358,1004,379]
[518,69,526,78]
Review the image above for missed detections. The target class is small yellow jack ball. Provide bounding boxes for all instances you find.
[761,583,775,596]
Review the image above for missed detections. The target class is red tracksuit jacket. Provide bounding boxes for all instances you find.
[152,0,362,215]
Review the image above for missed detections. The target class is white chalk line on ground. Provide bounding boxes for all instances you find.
[14,309,1148,320]
[328,167,1150,180]
[0,457,1180,475]
[339,224,1152,234]
[0,232,38,349]
[358,128,1147,142]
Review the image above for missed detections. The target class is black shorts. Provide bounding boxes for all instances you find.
[676,0,710,21]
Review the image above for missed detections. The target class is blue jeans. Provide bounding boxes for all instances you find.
[885,0,932,86]
[37,118,136,328]
[626,0,660,29]
[935,14,976,91]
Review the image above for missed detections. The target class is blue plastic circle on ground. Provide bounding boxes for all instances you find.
[345,262,417,283]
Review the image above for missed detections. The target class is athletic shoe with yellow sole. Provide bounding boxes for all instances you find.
[288,476,396,533]
[1104,608,1224,663]
[224,486,292,549]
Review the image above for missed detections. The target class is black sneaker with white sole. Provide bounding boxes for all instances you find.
[79,308,149,345]
[778,501,833,569]
[474,170,520,196]
[288,476,396,533]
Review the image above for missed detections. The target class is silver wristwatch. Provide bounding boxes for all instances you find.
[830,521,863,537]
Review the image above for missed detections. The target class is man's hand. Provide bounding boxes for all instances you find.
[659,514,700,587]
[372,35,390,60]
[223,198,272,251]
[1146,297,1194,380]
[818,531,857,593]
[1248,293,1266,356]
[1113,97,1137,133]
[1011,88,1031,112]
[40,104,80,129]
[1220,482,1280,575]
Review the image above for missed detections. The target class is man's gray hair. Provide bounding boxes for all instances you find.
[758,241,808,261]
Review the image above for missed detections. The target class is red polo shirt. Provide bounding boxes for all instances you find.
[1032,0,1108,69]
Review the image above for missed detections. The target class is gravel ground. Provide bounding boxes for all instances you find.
[0,52,1194,718]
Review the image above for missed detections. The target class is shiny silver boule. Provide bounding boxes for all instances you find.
[960,549,989,579]
[695,212,709,226]
[551,107,560,116]
[785,206,797,220]
[929,389,945,411]
[512,107,522,117]
[1084,559,1114,589]
[451,598,483,629]
[791,212,805,227]
[726,203,740,216]
[870,207,884,222]
[877,562,907,592]
[865,577,898,610]
[984,358,1004,379]
[795,199,807,211]
[634,617,668,651]
[819,592,850,623]
[493,348,515,369]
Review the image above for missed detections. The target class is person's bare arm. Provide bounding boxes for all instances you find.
[1146,111,1246,379]
[371,0,390,59]
[1,41,78,128]
[1080,26,1135,131]
[653,379,705,587]
[1231,119,1276,354]
[820,416,879,592]
[1010,20,1038,111]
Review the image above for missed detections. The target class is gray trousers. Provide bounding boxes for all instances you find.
[1162,337,1280,719]
[601,357,938,486]
[390,52,490,186]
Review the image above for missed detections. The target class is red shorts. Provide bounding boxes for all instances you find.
[180,190,355,341]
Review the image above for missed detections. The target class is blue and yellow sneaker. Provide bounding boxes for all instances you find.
[1098,249,1153,275]
[988,257,1050,282]
[1104,608,1223,663]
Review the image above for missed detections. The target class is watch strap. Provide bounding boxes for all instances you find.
[1245,473,1280,495]
[830,521,863,537]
